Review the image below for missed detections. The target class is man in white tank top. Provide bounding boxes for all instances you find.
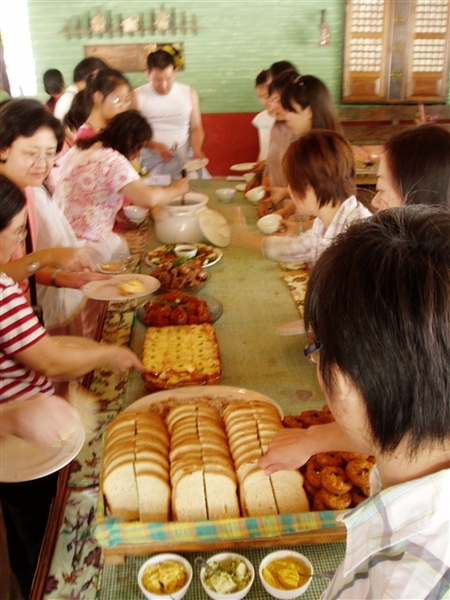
[131,50,206,179]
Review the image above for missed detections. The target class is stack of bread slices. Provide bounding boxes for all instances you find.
[167,403,240,521]
[223,400,310,516]
[102,411,171,522]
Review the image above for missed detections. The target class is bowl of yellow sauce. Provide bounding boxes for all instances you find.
[137,553,192,599]
[259,550,313,599]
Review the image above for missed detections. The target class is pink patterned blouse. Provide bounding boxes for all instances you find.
[54,143,139,243]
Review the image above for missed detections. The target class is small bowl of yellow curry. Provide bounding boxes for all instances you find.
[138,553,192,600]
[259,550,313,599]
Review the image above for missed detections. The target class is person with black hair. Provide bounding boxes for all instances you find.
[132,49,206,179]
[43,68,65,114]
[0,173,143,599]
[54,110,188,262]
[372,124,450,211]
[260,204,450,598]
[54,56,108,121]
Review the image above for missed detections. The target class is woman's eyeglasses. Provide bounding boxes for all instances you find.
[107,95,132,106]
[304,341,323,366]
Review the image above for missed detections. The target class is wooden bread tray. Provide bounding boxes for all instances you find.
[94,386,347,566]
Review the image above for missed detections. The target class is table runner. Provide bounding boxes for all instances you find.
[44,180,346,600]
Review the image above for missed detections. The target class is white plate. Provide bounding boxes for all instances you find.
[82,274,160,301]
[235,183,246,192]
[183,158,209,172]
[0,412,85,482]
[230,162,257,172]
[276,319,306,336]
[95,262,128,274]
[123,385,283,418]
[144,244,223,268]
[198,209,231,248]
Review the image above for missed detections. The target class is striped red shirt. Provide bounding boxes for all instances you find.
[0,272,53,402]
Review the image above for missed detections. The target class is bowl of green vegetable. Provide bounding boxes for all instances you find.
[199,553,255,600]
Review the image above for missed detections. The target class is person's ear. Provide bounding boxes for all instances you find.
[93,90,104,105]
[305,105,313,121]
[0,147,10,162]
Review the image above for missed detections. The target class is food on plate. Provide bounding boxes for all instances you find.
[223,401,309,516]
[102,411,170,522]
[204,557,252,594]
[118,278,147,296]
[262,557,311,590]
[147,243,220,267]
[151,259,209,291]
[168,403,239,521]
[284,405,376,507]
[97,261,126,272]
[141,323,221,390]
[141,291,212,326]
[141,559,188,594]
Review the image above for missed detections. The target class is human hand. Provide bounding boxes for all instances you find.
[1,394,81,447]
[253,160,267,175]
[244,176,260,194]
[280,219,299,235]
[192,149,206,159]
[258,428,315,475]
[51,247,94,273]
[172,177,190,196]
[103,345,144,373]
[257,198,275,217]
[153,141,173,162]
[266,186,289,205]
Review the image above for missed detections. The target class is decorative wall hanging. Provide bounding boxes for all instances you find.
[59,5,202,40]
[84,42,184,73]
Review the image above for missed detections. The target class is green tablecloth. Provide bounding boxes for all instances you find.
[45,179,346,600]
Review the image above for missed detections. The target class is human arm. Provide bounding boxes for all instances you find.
[0,247,94,284]
[14,335,143,379]
[35,267,111,289]
[0,394,81,446]
[120,177,189,208]
[259,422,360,475]
[189,88,205,158]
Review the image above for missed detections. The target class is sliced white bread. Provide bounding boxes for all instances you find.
[135,464,171,522]
[204,470,240,519]
[172,469,208,521]
[102,461,140,521]
[240,465,278,517]
[270,470,310,514]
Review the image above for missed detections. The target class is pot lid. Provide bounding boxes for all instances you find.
[198,209,231,247]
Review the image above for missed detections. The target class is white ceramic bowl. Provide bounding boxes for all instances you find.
[137,553,192,600]
[245,186,266,203]
[243,172,254,182]
[215,188,236,202]
[257,214,282,234]
[199,552,255,600]
[259,550,313,599]
[174,244,198,259]
[123,205,149,224]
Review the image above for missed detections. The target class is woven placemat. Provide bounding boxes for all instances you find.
[99,543,346,600]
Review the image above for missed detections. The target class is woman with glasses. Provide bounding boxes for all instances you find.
[0,98,111,334]
[76,67,132,139]
[54,110,188,264]
[260,205,450,598]
[0,174,143,599]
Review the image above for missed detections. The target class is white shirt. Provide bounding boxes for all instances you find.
[54,83,78,121]
[322,467,450,599]
[135,81,192,148]
[252,110,275,161]
[262,196,372,264]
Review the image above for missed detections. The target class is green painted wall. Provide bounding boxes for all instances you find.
[28,0,449,111]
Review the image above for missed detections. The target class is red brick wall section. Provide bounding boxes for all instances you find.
[202,112,259,176]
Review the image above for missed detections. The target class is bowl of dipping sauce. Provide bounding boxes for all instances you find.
[257,214,282,234]
[137,553,192,600]
[215,188,236,203]
[245,186,266,203]
[174,244,198,259]
[123,205,149,224]
[200,552,255,600]
[259,550,313,599]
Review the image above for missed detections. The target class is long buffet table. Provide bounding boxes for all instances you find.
[34,179,347,600]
